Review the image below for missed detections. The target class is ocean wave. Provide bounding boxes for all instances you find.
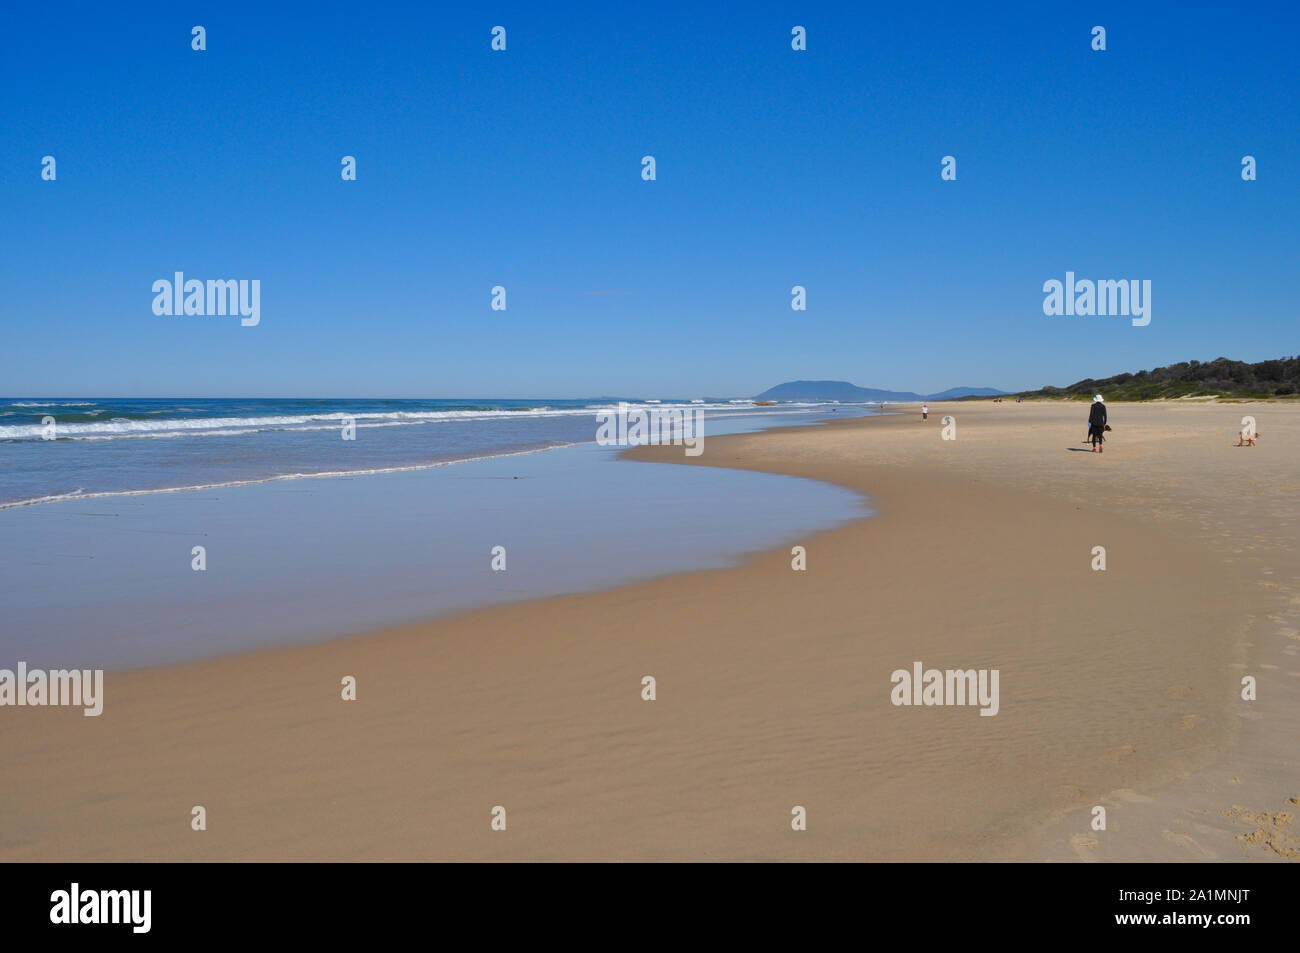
[7,401,99,407]
[0,402,794,441]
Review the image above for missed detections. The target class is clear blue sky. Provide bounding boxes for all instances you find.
[2,1,1296,398]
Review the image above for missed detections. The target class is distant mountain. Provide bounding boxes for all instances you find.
[754,381,921,402]
[925,386,1007,400]
[753,380,1007,402]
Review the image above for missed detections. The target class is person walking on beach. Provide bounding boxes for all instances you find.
[921,404,929,421]
[1088,395,1107,452]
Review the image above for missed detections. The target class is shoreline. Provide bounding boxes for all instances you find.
[1,402,1295,860]
[0,420,867,672]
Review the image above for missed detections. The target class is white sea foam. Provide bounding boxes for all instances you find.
[0,402,806,441]
[8,401,99,407]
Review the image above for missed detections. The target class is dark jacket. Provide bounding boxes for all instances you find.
[1088,402,1107,428]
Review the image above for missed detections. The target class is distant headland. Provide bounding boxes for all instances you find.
[755,356,1300,403]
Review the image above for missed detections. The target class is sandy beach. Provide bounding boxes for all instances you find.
[2,400,1296,862]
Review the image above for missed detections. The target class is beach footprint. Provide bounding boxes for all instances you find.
[1102,742,1138,764]
[1161,829,1213,857]
[1068,833,1100,863]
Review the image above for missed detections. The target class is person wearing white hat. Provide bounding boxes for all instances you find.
[1087,394,1108,452]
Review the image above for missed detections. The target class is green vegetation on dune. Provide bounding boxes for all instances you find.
[1007,356,1300,401]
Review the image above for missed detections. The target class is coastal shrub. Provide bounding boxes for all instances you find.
[1025,356,1299,400]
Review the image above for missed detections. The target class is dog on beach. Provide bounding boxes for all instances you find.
[1236,430,1259,447]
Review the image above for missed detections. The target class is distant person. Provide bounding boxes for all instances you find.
[1088,395,1107,452]
[921,404,929,420]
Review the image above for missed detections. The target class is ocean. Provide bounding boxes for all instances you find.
[0,397,854,508]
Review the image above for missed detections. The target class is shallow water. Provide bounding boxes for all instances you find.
[0,412,871,669]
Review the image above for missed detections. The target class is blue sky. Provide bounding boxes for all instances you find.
[2,1,1296,397]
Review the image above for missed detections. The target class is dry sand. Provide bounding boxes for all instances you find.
[2,401,1296,861]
